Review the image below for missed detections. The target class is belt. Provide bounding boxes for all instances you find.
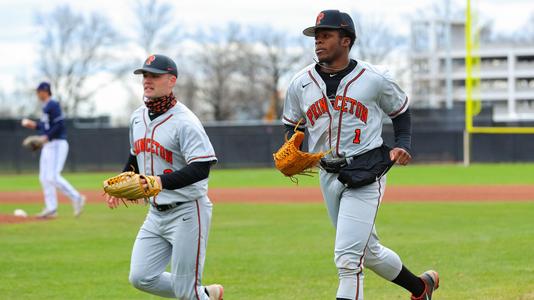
[320,156,354,173]
[152,202,182,212]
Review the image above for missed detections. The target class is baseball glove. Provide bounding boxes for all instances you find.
[103,171,161,201]
[273,129,330,180]
[22,135,45,151]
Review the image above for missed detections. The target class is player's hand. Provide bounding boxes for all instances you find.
[141,176,162,190]
[38,135,48,144]
[21,118,37,129]
[104,193,124,209]
[390,147,411,165]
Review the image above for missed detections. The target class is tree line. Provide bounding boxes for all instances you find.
[2,0,531,123]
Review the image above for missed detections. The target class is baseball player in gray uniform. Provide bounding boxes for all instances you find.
[282,10,439,300]
[104,54,223,300]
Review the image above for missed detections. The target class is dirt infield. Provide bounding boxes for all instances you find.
[0,215,50,224]
[2,185,533,224]
[1,185,533,205]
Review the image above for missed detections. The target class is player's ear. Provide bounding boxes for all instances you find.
[341,36,351,48]
[168,74,177,86]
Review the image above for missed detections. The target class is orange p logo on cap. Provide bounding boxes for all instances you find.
[316,12,325,25]
[145,55,156,65]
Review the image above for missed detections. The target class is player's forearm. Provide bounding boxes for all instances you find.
[44,120,64,140]
[284,124,306,150]
[35,121,43,131]
[391,108,412,153]
[284,124,305,138]
[159,161,212,190]
[123,154,139,173]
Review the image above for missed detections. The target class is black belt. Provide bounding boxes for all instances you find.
[320,156,355,173]
[152,202,182,212]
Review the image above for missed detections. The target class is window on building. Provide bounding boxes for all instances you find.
[517,55,534,63]
[481,79,508,90]
[516,78,534,90]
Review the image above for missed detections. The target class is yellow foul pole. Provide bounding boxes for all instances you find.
[464,0,473,165]
[465,0,473,132]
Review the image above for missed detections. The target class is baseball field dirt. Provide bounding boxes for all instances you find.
[2,184,533,223]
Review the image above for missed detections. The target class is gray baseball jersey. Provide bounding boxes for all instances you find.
[127,102,217,300]
[129,102,217,204]
[283,60,409,299]
[283,60,408,158]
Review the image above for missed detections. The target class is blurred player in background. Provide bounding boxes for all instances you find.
[21,82,85,218]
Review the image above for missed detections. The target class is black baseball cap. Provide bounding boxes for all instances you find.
[134,54,178,77]
[303,10,356,39]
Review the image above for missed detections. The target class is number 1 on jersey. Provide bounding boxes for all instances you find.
[353,129,361,144]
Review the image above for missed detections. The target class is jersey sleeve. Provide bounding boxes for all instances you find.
[178,121,217,164]
[377,69,409,119]
[44,102,65,140]
[128,116,136,156]
[282,79,306,129]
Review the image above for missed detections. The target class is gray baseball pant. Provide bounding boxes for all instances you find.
[129,196,212,300]
[320,171,403,300]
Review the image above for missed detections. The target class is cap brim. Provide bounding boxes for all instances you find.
[303,25,343,37]
[133,67,170,75]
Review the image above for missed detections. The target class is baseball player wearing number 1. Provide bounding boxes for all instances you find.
[104,54,223,300]
[282,10,439,300]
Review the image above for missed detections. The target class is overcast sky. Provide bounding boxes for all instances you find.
[0,0,532,118]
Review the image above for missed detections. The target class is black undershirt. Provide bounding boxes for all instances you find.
[316,59,358,100]
[391,108,412,153]
[285,59,412,153]
[148,111,164,120]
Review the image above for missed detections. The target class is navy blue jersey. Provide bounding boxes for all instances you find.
[36,99,66,140]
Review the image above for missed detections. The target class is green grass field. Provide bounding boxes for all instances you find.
[1,164,534,299]
[1,163,534,191]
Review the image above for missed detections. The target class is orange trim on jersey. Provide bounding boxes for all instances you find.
[355,269,361,300]
[307,70,333,150]
[142,111,150,202]
[194,199,202,300]
[388,96,409,118]
[353,178,384,300]
[336,69,366,157]
[187,155,216,164]
[149,113,173,205]
[283,116,306,126]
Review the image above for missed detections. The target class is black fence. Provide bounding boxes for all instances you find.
[1,112,534,173]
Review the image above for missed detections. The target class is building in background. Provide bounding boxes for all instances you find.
[410,18,534,122]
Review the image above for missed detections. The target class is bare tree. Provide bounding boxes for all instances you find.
[175,70,199,113]
[133,0,182,55]
[0,75,40,118]
[195,23,244,121]
[192,24,308,121]
[36,5,120,117]
[351,11,405,64]
[110,0,185,125]
[232,42,268,120]
[248,26,307,120]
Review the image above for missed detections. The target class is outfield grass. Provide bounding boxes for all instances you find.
[1,164,534,299]
[1,202,534,299]
[1,163,534,191]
